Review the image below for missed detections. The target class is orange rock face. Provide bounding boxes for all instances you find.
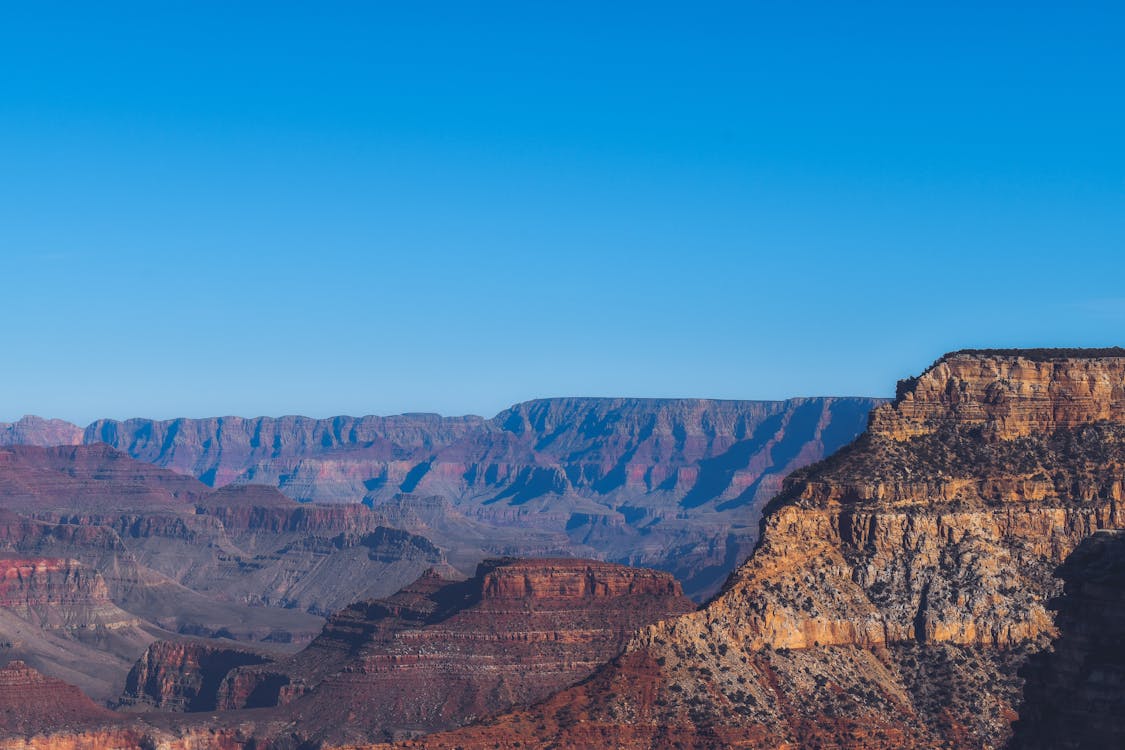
[870,348,1125,441]
[374,348,1125,750]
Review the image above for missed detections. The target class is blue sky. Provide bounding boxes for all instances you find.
[1,2,1123,423]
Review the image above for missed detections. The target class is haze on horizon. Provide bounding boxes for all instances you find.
[1,2,1123,424]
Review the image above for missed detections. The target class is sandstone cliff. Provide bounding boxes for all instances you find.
[379,349,1125,749]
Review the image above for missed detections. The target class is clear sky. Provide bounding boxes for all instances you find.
[1,2,1123,424]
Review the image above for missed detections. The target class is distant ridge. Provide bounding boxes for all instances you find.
[0,397,885,600]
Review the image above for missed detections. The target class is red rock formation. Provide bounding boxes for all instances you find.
[0,445,452,699]
[0,556,156,701]
[219,559,694,745]
[118,639,271,711]
[0,558,137,631]
[372,349,1125,749]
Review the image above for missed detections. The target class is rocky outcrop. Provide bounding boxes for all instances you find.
[1010,529,1125,749]
[220,559,694,745]
[0,558,137,631]
[871,348,1125,441]
[386,349,1125,749]
[0,557,157,702]
[118,639,271,711]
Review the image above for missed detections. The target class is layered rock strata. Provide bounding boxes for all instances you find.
[223,559,695,745]
[0,558,137,631]
[0,444,454,698]
[118,639,271,711]
[78,398,881,598]
[380,349,1125,749]
[0,557,155,701]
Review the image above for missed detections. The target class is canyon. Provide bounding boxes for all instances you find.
[0,396,878,739]
[0,558,695,748]
[4,397,882,600]
[0,444,454,700]
[4,352,1125,748]
[219,558,693,745]
[367,349,1125,749]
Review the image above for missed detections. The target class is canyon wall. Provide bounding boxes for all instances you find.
[12,397,881,599]
[0,559,695,749]
[382,349,1125,749]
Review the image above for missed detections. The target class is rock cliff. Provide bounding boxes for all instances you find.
[118,639,271,712]
[380,349,1125,749]
[0,557,155,701]
[0,558,136,631]
[222,558,695,745]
